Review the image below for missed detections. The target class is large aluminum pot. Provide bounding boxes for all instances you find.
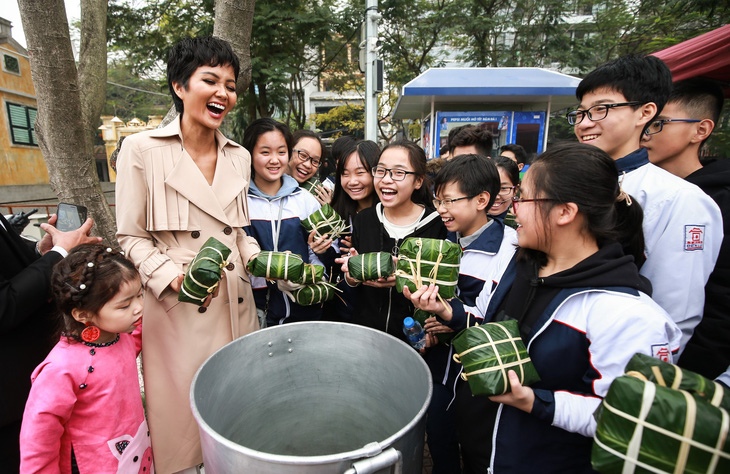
[190,321,432,473]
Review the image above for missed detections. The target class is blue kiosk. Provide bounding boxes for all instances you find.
[391,67,581,159]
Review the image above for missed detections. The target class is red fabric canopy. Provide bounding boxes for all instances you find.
[652,24,730,94]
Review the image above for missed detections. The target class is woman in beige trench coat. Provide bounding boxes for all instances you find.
[115,37,260,473]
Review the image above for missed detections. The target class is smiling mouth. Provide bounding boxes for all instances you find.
[581,134,599,141]
[207,102,225,115]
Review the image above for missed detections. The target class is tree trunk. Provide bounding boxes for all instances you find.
[78,0,108,135]
[17,0,117,246]
[213,0,256,95]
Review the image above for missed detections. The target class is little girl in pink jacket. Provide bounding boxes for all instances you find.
[20,244,153,473]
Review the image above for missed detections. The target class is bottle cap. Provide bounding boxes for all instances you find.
[403,317,415,328]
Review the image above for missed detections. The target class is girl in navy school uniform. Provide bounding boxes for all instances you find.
[323,139,380,322]
[338,139,446,341]
[243,118,327,326]
[421,143,680,473]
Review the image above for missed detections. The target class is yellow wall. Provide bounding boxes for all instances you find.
[0,41,49,186]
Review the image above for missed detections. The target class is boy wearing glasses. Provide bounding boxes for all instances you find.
[642,78,729,378]
[404,154,517,473]
[570,55,722,355]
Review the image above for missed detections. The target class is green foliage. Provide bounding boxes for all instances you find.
[314,105,364,138]
[103,62,171,119]
[107,0,215,76]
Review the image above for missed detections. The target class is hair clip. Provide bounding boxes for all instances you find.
[87,262,94,268]
[106,247,113,253]
[79,284,87,290]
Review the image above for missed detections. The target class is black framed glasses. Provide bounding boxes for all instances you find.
[566,102,643,125]
[511,196,554,211]
[292,149,321,167]
[433,195,477,209]
[372,166,417,181]
[644,119,701,136]
[498,185,517,196]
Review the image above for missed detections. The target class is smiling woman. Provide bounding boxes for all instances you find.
[115,37,262,473]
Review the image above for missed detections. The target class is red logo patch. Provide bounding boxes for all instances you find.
[685,225,705,251]
[651,343,671,362]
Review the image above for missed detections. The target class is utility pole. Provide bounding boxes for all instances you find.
[364,0,380,142]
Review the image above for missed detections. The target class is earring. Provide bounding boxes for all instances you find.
[81,323,101,343]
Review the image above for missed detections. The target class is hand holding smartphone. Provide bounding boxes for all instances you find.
[55,203,88,232]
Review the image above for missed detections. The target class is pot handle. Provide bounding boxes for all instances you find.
[343,447,402,474]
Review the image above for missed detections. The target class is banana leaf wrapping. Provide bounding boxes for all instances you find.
[301,178,324,197]
[292,281,340,306]
[247,251,304,282]
[395,237,462,301]
[623,353,730,412]
[592,367,730,473]
[295,263,325,285]
[178,237,231,305]
[347,252,394,281]
[503,211,518,230]
[413,309,455,344]
[300,204,349,240]
[451,320,540,396]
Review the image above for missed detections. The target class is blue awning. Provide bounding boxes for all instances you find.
[392,67,582,120]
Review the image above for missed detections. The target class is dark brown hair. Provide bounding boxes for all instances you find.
[520,142,645,266]
[51,244,140,342]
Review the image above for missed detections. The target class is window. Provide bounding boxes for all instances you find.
[3,53,20,75]
[6,103,38,146]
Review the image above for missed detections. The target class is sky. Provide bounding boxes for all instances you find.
[5,0,81,49]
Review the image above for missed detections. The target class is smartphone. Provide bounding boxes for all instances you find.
[56,203,88,232]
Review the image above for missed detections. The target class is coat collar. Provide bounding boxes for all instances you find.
[160,115,245,224]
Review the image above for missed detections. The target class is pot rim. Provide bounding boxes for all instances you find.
[190,321,433,466]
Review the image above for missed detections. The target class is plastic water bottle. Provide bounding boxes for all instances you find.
[403,317,426,350]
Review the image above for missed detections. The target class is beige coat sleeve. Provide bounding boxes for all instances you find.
[115,137,181,299]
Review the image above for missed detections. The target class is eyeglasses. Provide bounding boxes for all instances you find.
[566,102,643,125]
[498,186,517,196]
[292,149,321,167]
[433,195,477,209]
[372,166,417,181]
[511,196,554,211]
[644,119,701,136]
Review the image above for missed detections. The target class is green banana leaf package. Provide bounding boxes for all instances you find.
[292,281,340,306]
[451,319,540,396]
[295,263,325,285]
[301,204,349,240]
[623,353,730,412]
[592,367,730,473]
[395,237,462,300]
[413,308,455,344]
[301,177,324,197]
[247,251,304,282]
[178,237,232,305]
[347,252,394,281]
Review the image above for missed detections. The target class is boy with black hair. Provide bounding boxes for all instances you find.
[572,55,722,355]
[642,78,729,378]
[404,154,517,473]
[449,125,493,159]
[499,143,528,170]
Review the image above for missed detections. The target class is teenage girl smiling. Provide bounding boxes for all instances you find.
[339,140,446,340]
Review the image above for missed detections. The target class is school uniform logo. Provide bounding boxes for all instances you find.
[684,225,705,251]
[651,343,671,362]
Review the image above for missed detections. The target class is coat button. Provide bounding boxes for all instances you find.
[223,226,232,235]
[238,297,244,304]
[226,263,235,271]
[191,231,201,239]
[198,307,207,313]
